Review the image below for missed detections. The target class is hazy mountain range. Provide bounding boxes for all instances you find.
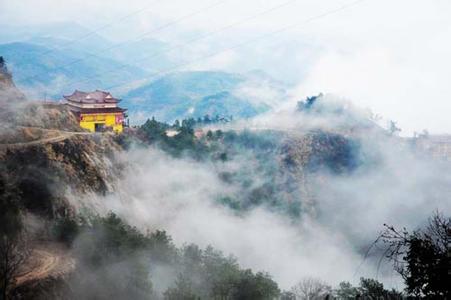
[0,22,289,121]
[123,70,287,122]
[0,42,147,98]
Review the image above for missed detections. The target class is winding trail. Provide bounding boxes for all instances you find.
[0,127,93,149]
[15,242,76,287]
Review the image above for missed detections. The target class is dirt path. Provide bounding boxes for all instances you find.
[15,242,76,286]
[0,127,92,149]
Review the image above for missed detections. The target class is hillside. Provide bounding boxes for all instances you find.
[1,56,450,298]
[0,22,110,48]
[1,41,287,122]
[0,65,286,299]
[0,65,121,205]
[0,42,148,99]
[0,57,26,104]
[1,1,451,297]
[106,37,175,72]
[0,22,176,73]
[123,70,287,122]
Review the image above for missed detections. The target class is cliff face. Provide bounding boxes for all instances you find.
[0,59,124,219]
[0,134,123,218]
[273,130,361,216]
[0,57,14,86]
[0,74,80,133]
[0,62,128,299]
[0,57,26,104]
[281,130,359,174]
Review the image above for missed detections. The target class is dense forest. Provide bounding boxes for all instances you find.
[3,188,449,299]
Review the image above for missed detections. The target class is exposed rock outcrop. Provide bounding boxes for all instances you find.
[0,56,26,104]
[0,59,124,220]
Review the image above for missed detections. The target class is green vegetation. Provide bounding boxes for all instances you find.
[0,42,147,98]
[138,117,210,159]
[164,245,279,300]
[2,160,448,299]
[137,117,360,219]
[61,210,448,299]
[138,118,299,215]
[63,213,280,300]
[296,94,323,112]
[1,89,447,299]
[0,171,29,300]
[51,217,80,246]
[334,278,403,299]
[381,212,451,298]
[123,71,276,122]
[0,172,22,239]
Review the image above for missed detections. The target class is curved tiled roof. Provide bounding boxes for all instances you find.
[71,107,127,114]
[64,90,120,104]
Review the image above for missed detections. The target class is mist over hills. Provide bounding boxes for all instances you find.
[0,22,172,99]
[123,70,287,123]
[1,50,451,298]
[1,0,451,297]
[0,42,148,99]
[2,42,286,122]
[0,22,110,46]
[0,22,177,71]
[2,40,287,121]
[0,21,289,122]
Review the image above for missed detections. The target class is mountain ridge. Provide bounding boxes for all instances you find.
[0,42,148,99]
[123,70,287,123]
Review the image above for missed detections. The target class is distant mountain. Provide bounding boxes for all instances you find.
[0,42,148,99]
[107,38,176,72]
[24,36,112,56]
[195,91,261,119]
[0,22,177,74]
[122,71,288,123]
[0,22,112,51]
[0,22,289,120]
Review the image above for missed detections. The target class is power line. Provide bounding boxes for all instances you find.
[105,0,367,92]
[19,0,229,84]
[66,0,300,88]
[127,0,228,45]
[32,0,162,57]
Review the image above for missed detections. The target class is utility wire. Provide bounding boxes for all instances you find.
[105,0,366,92]
[19,0,228,84]
[31,0,162,57]
[67,0,300,88]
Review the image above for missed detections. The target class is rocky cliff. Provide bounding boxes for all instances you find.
[0,56,26,105]
[0,60,125,298]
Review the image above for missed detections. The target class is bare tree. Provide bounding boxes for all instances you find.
[380,212,450,298]
[0,234,29,300]
[388,120,401,136]
[291,277,332,300]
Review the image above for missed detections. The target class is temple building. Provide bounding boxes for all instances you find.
[64,90,127,133]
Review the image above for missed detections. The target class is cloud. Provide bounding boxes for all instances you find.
[3,0,450,134]
[70,98,451,291]
[287,0,451,135]
[293,42,451,136]
[3,0,451,292]
[74,147,369,289]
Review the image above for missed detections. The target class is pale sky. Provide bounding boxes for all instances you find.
[1,0,451,135]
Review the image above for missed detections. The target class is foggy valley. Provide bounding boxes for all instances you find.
[1,0,450,299]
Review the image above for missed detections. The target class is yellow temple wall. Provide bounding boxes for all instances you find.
[79,113,124,133]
